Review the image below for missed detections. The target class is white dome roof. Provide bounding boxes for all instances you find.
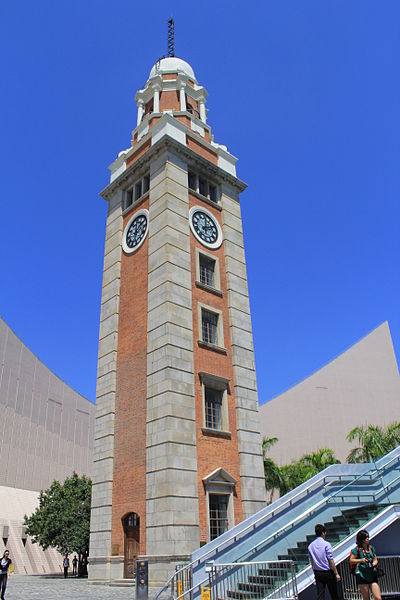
[149,57,196,81]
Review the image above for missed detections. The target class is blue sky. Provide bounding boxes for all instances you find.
[1,1,399,405]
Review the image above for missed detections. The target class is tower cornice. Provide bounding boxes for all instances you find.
[100,133,246,201]
[101,113,246,201]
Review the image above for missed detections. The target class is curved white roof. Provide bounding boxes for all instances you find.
[149,57,196,81]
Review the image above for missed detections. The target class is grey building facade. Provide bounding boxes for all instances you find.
[0,317,95,574]
[259,322,400,465]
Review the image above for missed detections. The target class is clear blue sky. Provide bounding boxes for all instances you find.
[1,1,399,404]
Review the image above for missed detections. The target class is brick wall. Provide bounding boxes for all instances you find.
[111,196,149,556]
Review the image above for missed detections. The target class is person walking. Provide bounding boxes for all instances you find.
[63,555,70,578]
[72,555,78,576]
[308,524,341,600]
[350,530,382,600]
[0,550,12,600]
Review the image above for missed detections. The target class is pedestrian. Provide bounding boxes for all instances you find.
[63,555,70,578]
[72,555,78,576]
[308,524,341,600]
[0,550,12,600]
[350,530,382,600]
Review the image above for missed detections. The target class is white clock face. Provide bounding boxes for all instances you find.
[122,209,149,254]
[189,206,222,249]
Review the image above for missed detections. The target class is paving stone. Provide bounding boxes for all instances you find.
[6,574,170,600]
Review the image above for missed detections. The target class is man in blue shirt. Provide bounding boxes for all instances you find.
[308,524,341,600]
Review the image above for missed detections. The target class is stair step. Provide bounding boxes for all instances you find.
[238,582,271,592]
[109,579,135,587]
[248,575,275,584]
[227,590,254,599]
[258,567,291,576]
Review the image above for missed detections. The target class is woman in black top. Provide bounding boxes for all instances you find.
[0,550,12,600]
[350,530,382,600]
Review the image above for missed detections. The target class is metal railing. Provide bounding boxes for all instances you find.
[208,560,298,600]
[339,556,400,600]
[154,450,400,600]
[154,472,352,600]
[235,454,400,564]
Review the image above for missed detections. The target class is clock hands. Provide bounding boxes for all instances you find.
[126,215,147,247]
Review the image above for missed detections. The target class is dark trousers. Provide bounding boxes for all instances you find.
[0,574,7,599]
[314,569,339,600]
[64,566,68,578]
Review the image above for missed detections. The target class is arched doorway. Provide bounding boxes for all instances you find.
[122,513,140,578]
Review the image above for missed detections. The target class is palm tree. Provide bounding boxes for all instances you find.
[262,437,282,503]
[347,422,400,463]
[278,448,340,496]
[301,448,341,474]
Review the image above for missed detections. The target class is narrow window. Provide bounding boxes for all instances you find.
[126,189,133,209]
[142,175,150,194]
[204,387,223,430]
[199,255,215,288]
[199,178,207,197]
[209,184,217,202]
[188,172,196,191]
[202,310,218,345]
[209,494,229,540]
[135,182,142,200]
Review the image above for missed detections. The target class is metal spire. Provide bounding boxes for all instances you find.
[167,17,175,57]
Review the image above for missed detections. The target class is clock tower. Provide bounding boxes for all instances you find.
[89,54,266,585]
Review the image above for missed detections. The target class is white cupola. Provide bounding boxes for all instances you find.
[135,56,208,127]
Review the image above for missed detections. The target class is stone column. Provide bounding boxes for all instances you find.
[221,185,267,518]
[199,98,206,123]
[137,100,144,126]
[144,150,200,585]
[89,190,123,581]
[180,85,186,112]
[153,85,160,113]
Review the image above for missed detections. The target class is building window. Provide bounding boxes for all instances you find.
[202,310,218,345]
[205,387,223,430]
[188,170,219,203]
[188,172,196,191]
[125,174,150,210]
[126,189,133,209]
[135,182,142,200]
[209,494,229,540]
[199,255,215,288]
[209,184,217,202]
[196,249,221,294]
[203,468,236,544]
[199,177,207,197]
[186,99,200,119]
[200,372,230,434]
[198,303,224,350]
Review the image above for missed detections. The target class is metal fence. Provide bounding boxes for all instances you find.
[339,556,400,600]
[171,562,192,600]
[208,560,298,600]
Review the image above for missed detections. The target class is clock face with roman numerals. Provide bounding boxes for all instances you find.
[189,207,222,249]
[122,210,149,254]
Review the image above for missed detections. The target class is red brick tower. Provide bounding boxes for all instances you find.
[89,55,266,585]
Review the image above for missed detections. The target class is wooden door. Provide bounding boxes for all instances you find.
[125,537,139,578]
[123,513,140,579]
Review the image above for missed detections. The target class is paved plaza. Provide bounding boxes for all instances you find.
[4,575,163,600]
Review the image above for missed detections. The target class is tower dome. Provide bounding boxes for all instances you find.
[149,57,196,81]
